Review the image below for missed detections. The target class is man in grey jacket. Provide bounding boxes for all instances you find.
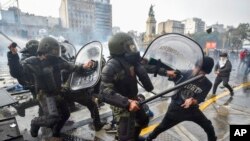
[211,52,234,97]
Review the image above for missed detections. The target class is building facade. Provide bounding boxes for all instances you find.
[59,0,112,43]
[0,7,60,39]
[182,18,205,34]
[207,23,225,33]
[94,0,112,41]
[158,20,184,34]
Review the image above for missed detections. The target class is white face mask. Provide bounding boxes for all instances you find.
[219,57,227,68]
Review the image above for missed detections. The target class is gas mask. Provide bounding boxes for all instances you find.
[45,47,61,65]
[124,39,141,65]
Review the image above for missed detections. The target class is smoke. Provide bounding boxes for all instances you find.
[0,33,28,77]
[0,33,27,50]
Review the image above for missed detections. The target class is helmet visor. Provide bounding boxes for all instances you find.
[124,39,139,53]
[50,46,61,57]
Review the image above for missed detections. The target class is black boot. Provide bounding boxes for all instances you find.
[13,99,39,117]
[13,104,25,117]
[30,115,59,137]
[94,122,105,131]
[88,102,105,131]
[144,135,153,141]
[137,136,146,141]
[30,121,40,137]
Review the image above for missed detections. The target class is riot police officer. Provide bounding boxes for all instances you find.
[23,37,96,138]
[20,40,39,60]
[100,32,174,141]
[60,43,105,131]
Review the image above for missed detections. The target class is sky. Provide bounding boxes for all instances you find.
[0,0,250,32]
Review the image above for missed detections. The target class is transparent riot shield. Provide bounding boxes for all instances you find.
[142,33,204,94]
[70,41,103,91]
[59,42,77,62]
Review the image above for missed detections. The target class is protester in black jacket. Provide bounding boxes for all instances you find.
[10,40,42,117]
[7,42,24,85]
[145,56,217,141]
[211,52,234,97]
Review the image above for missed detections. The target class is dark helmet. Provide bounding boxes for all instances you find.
[37,37,60,57]
[108,32,138,55]
[8,42,17,49]
[201,56,214,74]
[219,52,228,57]
[20,40,39,56]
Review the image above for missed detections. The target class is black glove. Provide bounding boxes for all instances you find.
[168,69,183,83]
[174,69,181,76]
[91,60,98,70]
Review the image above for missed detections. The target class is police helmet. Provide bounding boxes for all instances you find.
[108,32,138,56]
[37,37,60,57]
[20,40,39,56]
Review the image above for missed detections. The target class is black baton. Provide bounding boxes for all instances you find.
[0,31,21,49]
[139,74,204,106]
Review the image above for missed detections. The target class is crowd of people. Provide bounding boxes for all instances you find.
[6,32,249,141]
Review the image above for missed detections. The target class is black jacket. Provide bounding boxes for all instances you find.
[7,51,23,80]
[171,70,212,107]
[100,57,167,109]
[214,60,232,77]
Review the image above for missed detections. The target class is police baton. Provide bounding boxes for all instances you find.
[139,74,204,106]
[0,31,21,49]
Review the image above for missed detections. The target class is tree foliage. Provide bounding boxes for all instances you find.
[227,23,250,49]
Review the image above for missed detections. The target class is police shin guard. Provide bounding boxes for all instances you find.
[46,96,59,116]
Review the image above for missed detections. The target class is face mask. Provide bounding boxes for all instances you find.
[219,57,227,68]
[46,55,60,65]
[124,52,141,65]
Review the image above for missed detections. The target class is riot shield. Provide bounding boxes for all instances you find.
[70,41,103,91]
[60,42,77,62]
[142,33,204,94]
